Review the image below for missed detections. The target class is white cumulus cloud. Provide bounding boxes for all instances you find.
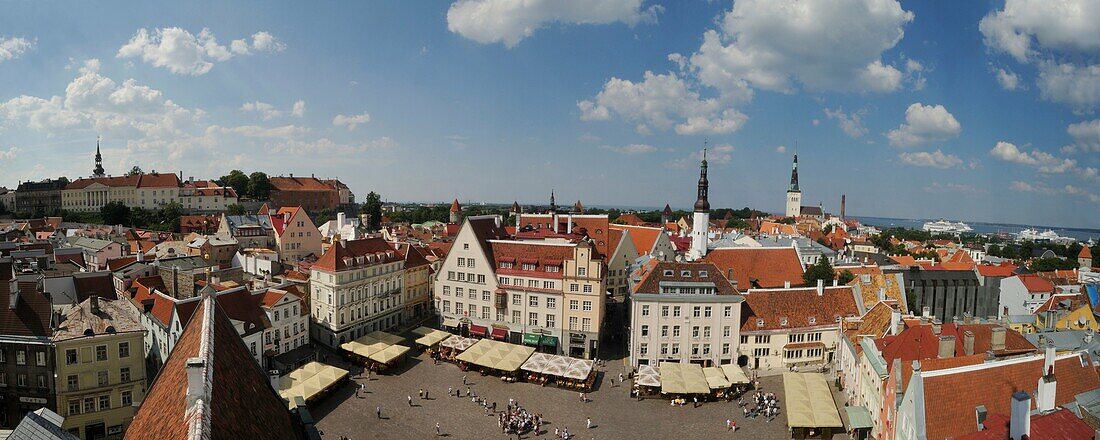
[1066,119,1100,153]
[898,150,962,169]
[332,112,371,130]
[989,141,1077,174]
[994,67,1020,90]
[886,103,962,147]
[0,37,34,64]
[117,27,284,76]
[446,0,661,48]
[240,100,305,120]
[980,0,1100,109]
[823,107,867,138]
[578,71,746,135]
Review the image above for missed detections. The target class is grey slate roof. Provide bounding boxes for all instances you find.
[5,408,78,440]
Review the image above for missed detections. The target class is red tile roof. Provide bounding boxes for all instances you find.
[1081,246,1093,259]
[490,241,579,279]
[313,237,399,272]
[890,255,918,266]
[125,296,298,440]
[614,214,647,226]
[703,247,805,289]
[977,263,1017,277]
[757,221,796,236]
[65,174,141,189]
[958,409,1094,440]
[740,286,858,332]
[568,216,611,257]
[920,353,1100,440]
[1018,274,1056,293]
[0,265,53,338]
[134,172,183,188]
[634,261,738,295]
[608,224,663,255]
[269,176,333,191]
[450,199,461,212]
[875,323,1036,373]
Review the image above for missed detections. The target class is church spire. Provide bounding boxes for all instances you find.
[92,136,105,178]
[694,142,710,212]
[549,190,557,213]
[788,153,799,192]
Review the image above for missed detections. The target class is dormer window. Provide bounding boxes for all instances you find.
[808,316,816,325]
[545,266,560,273]
[780,317,789,326]
[756,318,764,327]
[834,315,842,323]
[699,271,708,278]
[522,263,536,271]
[663,270,674,277]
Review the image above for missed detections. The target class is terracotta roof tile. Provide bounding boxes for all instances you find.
[1018,274,1056,293]
[977,263,1017,277]
[268,176,333,191]
[634,261,738,296]
[703,247,805,289]
[313,237,399,272]
[740,286,858,332]
[958,409,1094,440]
[608,224,664,255]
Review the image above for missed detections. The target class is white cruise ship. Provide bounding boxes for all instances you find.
[1017,228,1076,244]
[922,219,974,234]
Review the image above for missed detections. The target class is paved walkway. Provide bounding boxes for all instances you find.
[312,349,793,439]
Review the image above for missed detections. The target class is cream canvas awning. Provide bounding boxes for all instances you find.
[415,328,453,347]
[455,339,536,372]
[411,326,434,336]
[563,358,595,380]
[277,362,349,409]
[636,364,661,387]
[369,344,411,364]
[702,367,732,389]
[340,331,408,362]
[659,362,710,395]
[783,373,843,429]
[440,335,478,352]
[720,364,751,384]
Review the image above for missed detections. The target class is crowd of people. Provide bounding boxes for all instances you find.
[498,402,541,436]
[739,391,780,421]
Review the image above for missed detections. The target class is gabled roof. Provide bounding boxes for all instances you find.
[633,261,739,296]
[614,213,647,226]
[489,241,578,278]
[608,224,664,255]
[1017,273,1056,293]
[959,409,1094,440]
[125,295,299,440]
[313,237,399,272]
[703,247,805,289]
[919,353,1100,440]
[393,242,431,270]
[976,262,1017,277]
[72,271,119,301]
[740,286,858,332]
[0,266,53,338]
[134,172,182,188]
[269,176,333,192]
[875,323,1035,368]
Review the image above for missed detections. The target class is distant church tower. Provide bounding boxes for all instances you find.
[449,198,462,224]
[92,137,106,178]
[784,154,802,218]
[689,146,710,260]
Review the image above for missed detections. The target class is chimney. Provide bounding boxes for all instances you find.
[816,279,824,296]
[932,320,942,335]
[186,357,207,409]
[840,194,846,220]
[832,279,838,287]
[337,212,346,229]
[553,214,559,233]
[1010,391,1031,440]
[938,334,956,358]
[922,306,931,319]
[783,280,791,289]
[136,249,144,262]
[1037,344,1057,412]
[890,310,902,335]
[963,330,975,356]
[566,214,573,234]
[991,326,1006,351]
[269,369,281,391]
[975,405,988,432]
[877,287,886,302]
[90,295,100,314]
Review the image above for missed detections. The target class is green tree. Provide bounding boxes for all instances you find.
[126,166,143,176]
[315,209,335,227]
[361,191,383,231]
[1029,257,1076,272]
[159,202,183,232]
[100,201,131,226]
[218,170,249,198]
[803,258,836,286]
[837,270,855,285]
[226,203,247,216]
[247,172,272,200]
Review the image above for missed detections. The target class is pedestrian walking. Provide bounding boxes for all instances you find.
[466,387,471,397]
[419,388,424,399]
[448,386,452,397]
[435,422,441,436]
[463,374,467,385]
[727,419,732,431]
[586,417,592,429]
[408,395,413,407]
[376,406,382,419]
[424,389,429,399]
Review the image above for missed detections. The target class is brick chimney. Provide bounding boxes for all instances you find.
[938,334,955,358]
[991,326,1006,351]
[816,279,824,296]
[963,330,975,356]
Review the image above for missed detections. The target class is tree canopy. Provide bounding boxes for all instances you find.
[803,258,836,286]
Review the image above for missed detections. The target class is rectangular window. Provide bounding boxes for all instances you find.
[96,345,107,362]
[529,312,538,326]
[724,306,732,317]
[69,400,81,416]
[15,350,24,365]
[661,306,669,317]
[582,301,592,311]
[122,390,133,406]
[442,300,450,313]
[16,374,26,387]
[582,318,592,332]
[569,316,578,330]
[569,284,578,292]
[578,267,587,276]
[673,306,681,317]
[661,325,668,337]
[98,370,109,387]
[477,274,485,284]
[722,343,730,355]
[660,343,668,356]
[513,310,521,324]
[121,367,131,383]
[512,294,521,306]
[482,291,490,301]
[545,314,555,328]
[692,326,700,338]
[639,343,648,356]
[83,398,95,414]
[723,326,731,337]
[704,306,712,318]
[66,349,78,365]
[693,306,701,318]
[641,325,649,337]
[641,305,650,316]
[98,395,110,411]
[34,351,45,366]
[119,342,130,358]
[583,285,592,293]
[482,306,490,319]
[672,326,681,337]
[569,300,579,310]
[546,298,556,309]
[67,375,78,391]
[529,296,539,307]
[443,285,451,296]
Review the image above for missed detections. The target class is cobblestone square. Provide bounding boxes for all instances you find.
[312,348,793,440]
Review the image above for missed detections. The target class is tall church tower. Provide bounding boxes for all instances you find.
[784,154,802,218]
[689,146,710,260]
[92,137,106,178]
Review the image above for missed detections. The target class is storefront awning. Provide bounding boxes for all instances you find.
[442,317,460,328]
[523,333,542,346]
[720,364,750,384]
[540,335,558,347]
[783,373,844,429]
[469,324,489,337]
[491,328,508,340]
[845,406,874,430]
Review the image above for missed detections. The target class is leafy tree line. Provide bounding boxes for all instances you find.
[216,170,272,201]
[99,201,182,232]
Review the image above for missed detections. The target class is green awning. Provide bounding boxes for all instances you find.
[523,333,542,345]
[540,335,558,347]
[845,406,874,430]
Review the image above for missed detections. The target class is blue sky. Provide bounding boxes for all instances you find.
[0,1,1098,228]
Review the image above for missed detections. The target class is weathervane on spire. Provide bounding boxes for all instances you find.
[92,135,106,178]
